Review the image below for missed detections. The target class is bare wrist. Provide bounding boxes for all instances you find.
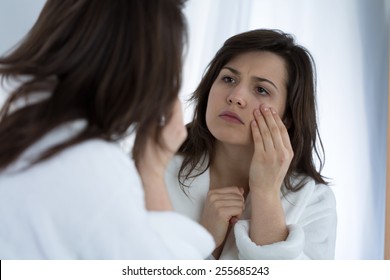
[138,167,172,211]
[250,187,280,201]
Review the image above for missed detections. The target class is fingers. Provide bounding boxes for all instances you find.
[205,186,245,219]
[229,216,239,225]
[201,186,245,247]
[252,105,290,151]
[253,108,275,152]
[251,111,265,152]
[208,185,245,196]
[207,187,245,210]
[272,110,293,151]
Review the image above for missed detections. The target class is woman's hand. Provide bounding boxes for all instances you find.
[138,98,187,176]
[162,98,188,153]
[156,97,188,171]
[200,186,245,248]
[137,98,187,210]
[248,104,292,245]
[249,104,293,194]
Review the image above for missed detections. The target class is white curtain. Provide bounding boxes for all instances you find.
[182,0,390,259]
[0,0,389,259]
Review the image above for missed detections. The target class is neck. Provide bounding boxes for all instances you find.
[210,141,253,192]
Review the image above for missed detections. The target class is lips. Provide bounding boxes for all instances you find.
[219,111,244,124]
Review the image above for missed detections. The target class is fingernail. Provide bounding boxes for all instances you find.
[263,107,269,112]
[255,109,261,116]
[271,109,277,114]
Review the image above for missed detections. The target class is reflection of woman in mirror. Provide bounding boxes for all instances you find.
[166,29,337,259]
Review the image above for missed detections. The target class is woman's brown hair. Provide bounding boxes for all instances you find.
[0,0,187,170]
[179,29,328,192]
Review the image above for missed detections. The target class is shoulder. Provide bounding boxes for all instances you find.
[165,155,210,216]
[165,154,209,188]
[166,153,209,176]
[46,120,137,178]
[280,176,337,229]
[284,176,336,210]
[1,122,141,195]
[52,139,140,191]
[62,138,132,170]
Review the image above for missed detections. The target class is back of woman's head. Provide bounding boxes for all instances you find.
[179,29,327,191]
[0,0,187,169]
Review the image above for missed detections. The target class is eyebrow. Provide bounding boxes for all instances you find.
[222,66,279,90]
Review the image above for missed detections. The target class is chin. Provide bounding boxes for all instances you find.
[207,120,251,145]
[210,129,250,146]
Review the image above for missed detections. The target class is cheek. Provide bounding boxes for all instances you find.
[205,107,214,135]
[205,88,219,122]
[248,99,264,118]
[275,94,288,117]
[256,97,287,118]
[205,105,212,128]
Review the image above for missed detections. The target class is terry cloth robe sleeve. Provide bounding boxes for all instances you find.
[69,141,215,259]
[234,181,337,260]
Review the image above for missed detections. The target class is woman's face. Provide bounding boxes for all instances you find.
[206,51,288,146]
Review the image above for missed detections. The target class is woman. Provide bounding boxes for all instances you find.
[0,0,214,259]
[166,29,337,259]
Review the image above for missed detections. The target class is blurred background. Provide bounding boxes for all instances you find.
[0,0,389,259]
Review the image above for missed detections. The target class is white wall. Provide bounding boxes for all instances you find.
[0,0,388,259]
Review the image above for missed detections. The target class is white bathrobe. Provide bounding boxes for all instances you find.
[165,155,337,259]
[0,120,214,259]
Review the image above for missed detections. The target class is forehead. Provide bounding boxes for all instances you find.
[223,51,287,85]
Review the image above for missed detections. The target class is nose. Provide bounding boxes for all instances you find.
[226,88,247,108]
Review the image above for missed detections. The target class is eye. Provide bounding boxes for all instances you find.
[222,76,236,84]
[256,86,269,96]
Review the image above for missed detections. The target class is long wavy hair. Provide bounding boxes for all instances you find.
[178,29,328,192]
[0,0,187,170]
